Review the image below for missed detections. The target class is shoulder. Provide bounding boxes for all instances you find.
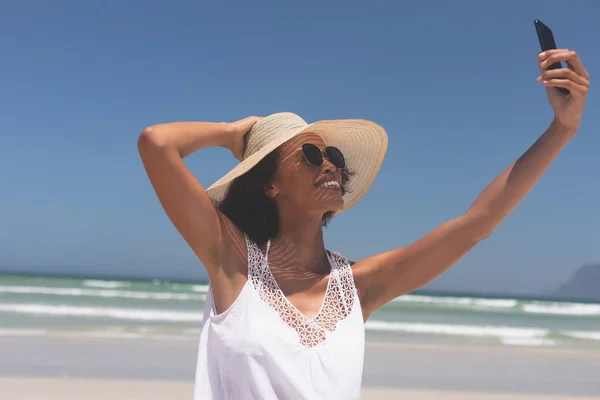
[326,250,356,278]
[326,250,353,264]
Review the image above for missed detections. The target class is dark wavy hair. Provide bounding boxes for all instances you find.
[218,148,354,246]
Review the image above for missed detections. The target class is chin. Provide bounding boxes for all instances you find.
[305,189,344,216]
[317,197,344,214]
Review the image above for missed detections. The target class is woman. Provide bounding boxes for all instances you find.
[137,49,590,399]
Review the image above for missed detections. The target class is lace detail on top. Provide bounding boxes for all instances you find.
[246,236,357,348]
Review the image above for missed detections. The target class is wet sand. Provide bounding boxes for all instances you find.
[0,335,598,399]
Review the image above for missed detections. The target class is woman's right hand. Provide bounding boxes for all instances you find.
[227,116,263,160]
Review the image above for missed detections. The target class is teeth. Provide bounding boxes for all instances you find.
[318,180,340,188]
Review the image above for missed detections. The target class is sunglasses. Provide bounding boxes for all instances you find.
[283,143,346,169]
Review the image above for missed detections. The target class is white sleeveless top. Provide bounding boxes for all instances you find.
[193,236,365,400]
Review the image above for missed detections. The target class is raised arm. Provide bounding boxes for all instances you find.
[137,116,261,275]
[353,49,590,319]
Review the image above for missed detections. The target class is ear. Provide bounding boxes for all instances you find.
[264,182,279,198]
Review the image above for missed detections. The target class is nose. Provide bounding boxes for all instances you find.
[321,156,335,174]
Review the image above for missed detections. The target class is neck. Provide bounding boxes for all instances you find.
[270,206,328,275]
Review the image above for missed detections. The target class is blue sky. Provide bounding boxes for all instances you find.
[1,1,598,295]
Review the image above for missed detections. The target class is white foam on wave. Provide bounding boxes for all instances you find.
[500,337,556,347]
[522,303,600,316]
[0,303,203,322]
[394,295,600,318]
[83,280,131,289]
[0,285,206,301]
[563,331,600,341]
[395,294,518,309]
[366,320,548,339]
[0,328,194,341]
[191,285,210,293]
[0,328,49,337]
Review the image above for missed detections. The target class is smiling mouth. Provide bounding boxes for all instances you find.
[314,180,341,190]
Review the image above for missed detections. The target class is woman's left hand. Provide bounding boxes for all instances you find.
[537,49,590,131]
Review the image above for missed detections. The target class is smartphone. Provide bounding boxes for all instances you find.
[534,19,569,95]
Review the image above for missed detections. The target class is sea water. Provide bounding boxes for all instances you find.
[0,274,598,349]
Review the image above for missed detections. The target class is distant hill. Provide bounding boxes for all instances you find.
[553,263,600,302]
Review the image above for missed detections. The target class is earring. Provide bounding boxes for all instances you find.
[265,184,276,198]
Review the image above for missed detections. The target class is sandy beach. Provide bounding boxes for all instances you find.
[0,335,598,399]
[2,377,600,400]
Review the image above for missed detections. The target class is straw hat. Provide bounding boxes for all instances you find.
[206,112,388,215]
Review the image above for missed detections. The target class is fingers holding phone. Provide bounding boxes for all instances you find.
[538,49,590,130]
[533,20,590,130]
[538,50,589,80]
[537,50,590,96]
[538,49,590,101]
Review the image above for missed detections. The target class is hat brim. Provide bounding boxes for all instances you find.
[206,118,388,216]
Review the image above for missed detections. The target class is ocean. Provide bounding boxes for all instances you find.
[1,274,599,350]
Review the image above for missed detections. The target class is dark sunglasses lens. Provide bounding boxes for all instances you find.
[325,146,345,168]
[302,143,323,166]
